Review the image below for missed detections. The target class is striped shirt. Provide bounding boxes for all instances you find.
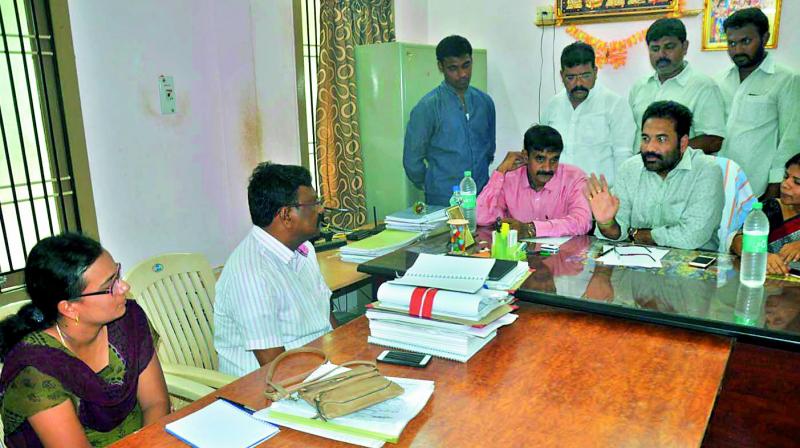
[214,226,332,376]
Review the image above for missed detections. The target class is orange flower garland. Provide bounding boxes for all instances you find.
[562,0,686,69]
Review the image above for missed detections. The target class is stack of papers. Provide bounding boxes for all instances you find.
[367,310,517,362]
[257,363,434,448]
[484,261,531,291]
[339,229,422,263]
[166,399,279,448]
[384,205,449,234]
[377,282,512,321]
[596,245,670,268]
[391,253,496,293]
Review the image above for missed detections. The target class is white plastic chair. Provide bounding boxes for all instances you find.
[124,253,236,391]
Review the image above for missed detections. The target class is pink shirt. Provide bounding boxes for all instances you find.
[476,164,591,237]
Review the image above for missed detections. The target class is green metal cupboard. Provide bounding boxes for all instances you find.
[354,42,487,218]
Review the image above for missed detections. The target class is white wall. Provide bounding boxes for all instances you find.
[396,0,800,164]
[68,0,301,268]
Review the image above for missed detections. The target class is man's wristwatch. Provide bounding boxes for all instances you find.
[628,227,639,242]
[526,222,536,238]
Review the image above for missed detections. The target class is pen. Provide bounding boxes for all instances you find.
[598,246,614,258]
[216,396,256,414]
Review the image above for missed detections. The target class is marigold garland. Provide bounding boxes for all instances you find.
[562,0,686,69]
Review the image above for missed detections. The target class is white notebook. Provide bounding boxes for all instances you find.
[165,399,279,448]
[391,253,496,293]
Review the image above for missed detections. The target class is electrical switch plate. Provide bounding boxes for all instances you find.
[158,75,176,115]
[535,5,555,26]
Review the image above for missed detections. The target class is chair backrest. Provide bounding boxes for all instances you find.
[124,253,218,370]
[0,300,30,321]
[715,156,756,253]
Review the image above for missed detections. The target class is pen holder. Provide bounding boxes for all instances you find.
[448,218,469,254]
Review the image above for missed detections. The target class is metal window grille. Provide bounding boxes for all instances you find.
[299,0,320,191]
[0,0,81,291]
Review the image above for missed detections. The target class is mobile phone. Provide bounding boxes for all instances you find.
[688,255,716,269]
[376,350,431,368]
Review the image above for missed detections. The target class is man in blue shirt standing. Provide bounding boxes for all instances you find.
[403,35,496,205]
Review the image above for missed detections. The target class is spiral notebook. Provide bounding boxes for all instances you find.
[165,399,279,448]
[390,253,496,293]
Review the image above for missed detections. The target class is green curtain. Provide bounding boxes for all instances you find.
[316,0,395,229]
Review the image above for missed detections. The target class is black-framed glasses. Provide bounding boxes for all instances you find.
[613,246,656,263]
[288,197,324,209]
[72,263,123,299]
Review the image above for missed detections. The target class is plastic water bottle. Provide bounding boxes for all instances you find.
[459,171,477,233]
[740,202,769,287]
[449,185,463,208]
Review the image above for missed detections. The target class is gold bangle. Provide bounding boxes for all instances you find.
[597,219,615,229]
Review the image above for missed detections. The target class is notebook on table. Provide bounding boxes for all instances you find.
[165,398,279,448]
[391,253,496,293]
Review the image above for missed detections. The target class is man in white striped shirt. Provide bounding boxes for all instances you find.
[214,163,334,376]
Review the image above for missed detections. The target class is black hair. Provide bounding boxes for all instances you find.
[646,18,687,44]
[786,153,800,169]
[561,41,595,69]
[436,35,472,62]
[0,233,103,359]
[524,125,563,154]
[723,7,770,36]
[248,162,312,228]
[642,101,693,139]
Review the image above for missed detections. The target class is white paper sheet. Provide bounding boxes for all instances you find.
[596,245,669,268]
[519,236,572,246]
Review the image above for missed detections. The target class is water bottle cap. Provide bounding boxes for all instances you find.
[464,171,472,177]
[752,201,762,210]
[452,185,460,192]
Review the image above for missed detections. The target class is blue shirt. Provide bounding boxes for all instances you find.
[403,81,496,205]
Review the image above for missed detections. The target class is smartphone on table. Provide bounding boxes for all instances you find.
[688,255,716,269]
[376,350,431,368]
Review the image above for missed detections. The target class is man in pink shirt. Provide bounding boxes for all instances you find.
[476,125,592,237]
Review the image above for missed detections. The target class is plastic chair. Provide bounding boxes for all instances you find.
[124,253,236,390]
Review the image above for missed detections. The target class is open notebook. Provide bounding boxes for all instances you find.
[165,398,279,448]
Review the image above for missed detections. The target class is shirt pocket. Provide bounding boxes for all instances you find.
[736,94,777,129]
[577,113,609,145]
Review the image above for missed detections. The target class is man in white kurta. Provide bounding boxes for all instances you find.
[716,7,800,199]
[214,163,333,377]
[541,41,635,186]
[629,18,726,154]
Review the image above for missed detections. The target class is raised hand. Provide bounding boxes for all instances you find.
[496,150,528,174]
[585,173,619,224]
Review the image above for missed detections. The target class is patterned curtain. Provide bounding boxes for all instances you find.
[316,0,395,229]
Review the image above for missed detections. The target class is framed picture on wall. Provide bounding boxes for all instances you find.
[555,0,681,24]
[702,0,781,51]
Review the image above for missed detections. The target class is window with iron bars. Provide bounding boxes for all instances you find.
[0,0,84,292]
[293,0,320,191]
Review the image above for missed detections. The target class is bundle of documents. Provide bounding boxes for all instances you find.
[257,363,434,447]
[384,205,449,233]
[339,229,422,263]
[367,309,518,362]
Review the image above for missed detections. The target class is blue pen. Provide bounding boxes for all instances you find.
[216,396,256,415]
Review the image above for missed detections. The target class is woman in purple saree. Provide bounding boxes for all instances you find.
[0,234,169,447]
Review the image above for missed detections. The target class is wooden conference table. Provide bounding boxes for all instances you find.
[114,233,800,447]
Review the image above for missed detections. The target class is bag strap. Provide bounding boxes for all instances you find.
[264,347,328,401]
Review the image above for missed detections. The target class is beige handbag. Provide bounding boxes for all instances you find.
[264,347,404,421]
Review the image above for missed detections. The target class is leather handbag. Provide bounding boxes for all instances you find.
[264,347,404,421]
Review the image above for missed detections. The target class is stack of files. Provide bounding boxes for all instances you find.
[484,260,531,291]
[339,229,422,263]
[376,282,513,321]
[367,309,518,362]
[384,205,449,233]
[165,398,279,447]
[256,363,434,448]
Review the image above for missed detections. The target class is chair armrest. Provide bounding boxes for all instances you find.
[161,363,237,389]
[163,373,215,402]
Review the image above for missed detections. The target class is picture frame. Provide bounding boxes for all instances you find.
[555,0,681,25]
[702,0,781,51]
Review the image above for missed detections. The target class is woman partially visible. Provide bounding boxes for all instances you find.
[732,153,800,275]
[0,234,169,447]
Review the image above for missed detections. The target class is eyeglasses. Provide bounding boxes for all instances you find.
[72,263,124,299]
[288,197,324,209]
[564,72,594,82]
[613,246,656,263]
